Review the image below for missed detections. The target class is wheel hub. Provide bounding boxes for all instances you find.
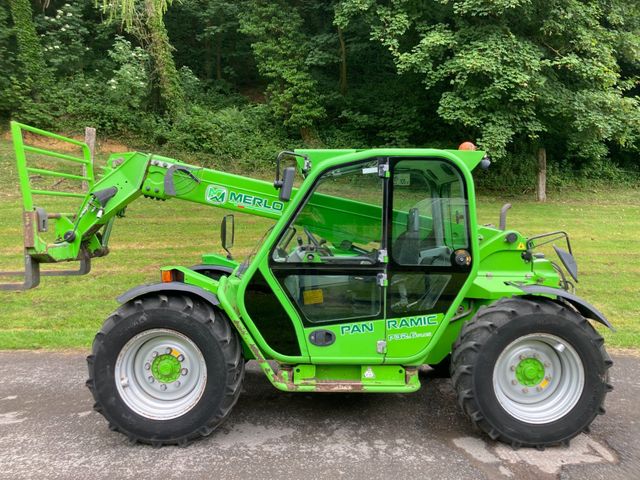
[516,357,545,387]
[152,353,182,383]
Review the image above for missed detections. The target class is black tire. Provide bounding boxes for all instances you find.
[451,296,612,448]
[86,294,244,446]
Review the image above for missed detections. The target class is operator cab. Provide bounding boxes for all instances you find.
[268,156,472,327]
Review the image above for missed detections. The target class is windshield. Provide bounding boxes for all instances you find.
[238,225,274,276]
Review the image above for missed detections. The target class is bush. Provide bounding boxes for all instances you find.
[167,104,295,170]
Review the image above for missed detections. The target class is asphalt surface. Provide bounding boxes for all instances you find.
[1,351,638,480]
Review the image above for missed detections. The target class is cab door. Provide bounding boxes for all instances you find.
[384,157,473,360]
[268,159,387,364]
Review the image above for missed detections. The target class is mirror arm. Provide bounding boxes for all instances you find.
[274,151,307,190]
[220,214,235,260]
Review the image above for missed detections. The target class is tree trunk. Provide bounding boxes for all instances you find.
[216,33,222,81]
[9,0,52,98]
[83,127,96,192]
[144,0,185,122]
[337,26,347,95]
[536,147,547,202]
[300,126,321,146]
[203,32,213,80]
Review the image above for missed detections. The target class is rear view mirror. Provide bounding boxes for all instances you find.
[279,167,295,201]
[220,214,234,259]
[274,151,305,201]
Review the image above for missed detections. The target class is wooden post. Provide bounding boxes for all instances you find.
[84,127,96,192]
[536,147,547,202]
[338,25,348,96]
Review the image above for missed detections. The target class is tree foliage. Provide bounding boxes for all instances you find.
[1,0,638,188]
[100,0,185,121]
[239,0,325,136]
[337,0,640,163]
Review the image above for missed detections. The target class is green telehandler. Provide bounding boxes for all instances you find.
[1,122,612,448]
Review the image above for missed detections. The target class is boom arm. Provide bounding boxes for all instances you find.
[1,122,287,290]
[53,151,287,263]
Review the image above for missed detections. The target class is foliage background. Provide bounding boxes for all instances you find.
[0,0,639,191]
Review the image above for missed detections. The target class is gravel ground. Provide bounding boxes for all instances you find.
[1,351,638,480]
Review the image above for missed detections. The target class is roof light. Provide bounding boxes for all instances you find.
[458,141,477,151]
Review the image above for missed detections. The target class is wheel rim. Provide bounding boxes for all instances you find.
[492,333,585,424]
[115,328,207,420]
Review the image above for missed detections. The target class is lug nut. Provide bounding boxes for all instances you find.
[160,384,167,391]
[148,376,155,383]
[177,354,185,362]
[522,388,529,393]
[511,379,517,385]
[536,386,542,392]
[151,351,158,358]
[510,365,516,371]
[519,354,526,360]
[144,362,151,370]
[544,362,550,368]
[545,376,551,382]
[174,381,181,388]
[165,347,172,354]
[181,368,188,376]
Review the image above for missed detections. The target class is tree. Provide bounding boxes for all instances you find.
[8,0,53,101]
[100,0,185,121]
[239,0,325,141]
[0,4,15,120]
[198,0,239,82]
[337,0,640,196]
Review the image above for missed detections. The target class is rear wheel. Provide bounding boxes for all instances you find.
[86,294,244,446]
[451,297,612,448]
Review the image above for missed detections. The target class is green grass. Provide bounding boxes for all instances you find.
[0,139,638,350]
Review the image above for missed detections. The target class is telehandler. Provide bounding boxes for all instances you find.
[1,122,612,448]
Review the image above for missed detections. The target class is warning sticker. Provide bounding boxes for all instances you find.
[394,173,411,186]
[303,289,324,305]
[517,242,526,250]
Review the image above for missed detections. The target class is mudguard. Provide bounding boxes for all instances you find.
[117,281,219,306]
[516,284,614,331]
[189,264,234,277]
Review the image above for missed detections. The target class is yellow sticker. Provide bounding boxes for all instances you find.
[539,378,549,389]
[171,348,181,357]
[303,289,324,305]
[517,242,526,250]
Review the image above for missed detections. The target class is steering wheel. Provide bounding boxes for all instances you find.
[303,227,333,256]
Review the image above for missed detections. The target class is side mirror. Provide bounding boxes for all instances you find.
[279,167,295,201]
[220,214,234,260]
[274,150,305,201]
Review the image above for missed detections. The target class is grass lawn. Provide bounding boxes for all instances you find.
[0,139,638,351]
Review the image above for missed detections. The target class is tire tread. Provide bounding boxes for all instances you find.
[451,296,611,448]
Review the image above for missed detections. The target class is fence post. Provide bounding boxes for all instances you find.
[536,147,547,202]
[83,127,96,192]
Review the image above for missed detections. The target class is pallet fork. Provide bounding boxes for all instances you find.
[0,122,94,290]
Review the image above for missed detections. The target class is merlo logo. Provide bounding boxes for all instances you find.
[205,185,227,205]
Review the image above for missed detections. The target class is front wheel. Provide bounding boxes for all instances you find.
[86,294,244,446]
[451,297,612,448]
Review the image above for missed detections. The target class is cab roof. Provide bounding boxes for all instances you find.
[294,148,488,174]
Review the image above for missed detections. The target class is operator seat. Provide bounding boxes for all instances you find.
[393,208,422,264]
